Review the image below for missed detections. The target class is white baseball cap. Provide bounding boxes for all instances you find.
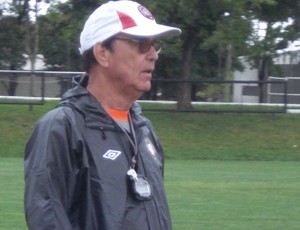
[79,0,181,54]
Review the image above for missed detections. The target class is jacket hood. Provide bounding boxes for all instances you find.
[62,75,89,101]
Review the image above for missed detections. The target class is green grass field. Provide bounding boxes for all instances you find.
[0,102,300,229]
[166,160,300,230]
[1,158,299,230]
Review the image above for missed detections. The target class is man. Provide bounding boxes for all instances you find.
[24,0,181,229]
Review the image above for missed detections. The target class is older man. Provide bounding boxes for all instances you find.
[24,1,181,229]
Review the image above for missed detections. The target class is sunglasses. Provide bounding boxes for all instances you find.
[114,37,163,54]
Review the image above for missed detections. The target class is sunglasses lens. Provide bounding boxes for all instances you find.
[114,37,162,54]
[140,40,162,54]
[139,41,152,53]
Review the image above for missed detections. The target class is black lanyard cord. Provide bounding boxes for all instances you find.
[128,114,138,169]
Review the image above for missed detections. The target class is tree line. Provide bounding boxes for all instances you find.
[0,0,299,109]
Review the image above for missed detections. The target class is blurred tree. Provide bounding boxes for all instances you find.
[203,1,253,102]
[0,16,25,95]
[4,0,297,106]
[142,0,253,108]
[0,16,25,69]
[142,0,300,108]
[38,0,104,70]
[246,0,300,102]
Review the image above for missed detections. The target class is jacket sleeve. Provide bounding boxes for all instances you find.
[24,108,80,230]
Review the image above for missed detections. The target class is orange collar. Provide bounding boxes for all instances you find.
[106,108,129,121]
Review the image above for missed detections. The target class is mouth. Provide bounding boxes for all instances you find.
[142,69,154,78]
[144,70,153,74]
[144,67,154,72]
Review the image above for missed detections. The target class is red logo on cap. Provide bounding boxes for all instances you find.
[138,5,154,20]
[117,11,137,29]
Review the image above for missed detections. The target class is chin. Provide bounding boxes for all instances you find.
[135,87,151,97]
[143,83,152,92]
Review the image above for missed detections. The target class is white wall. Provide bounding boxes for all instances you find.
[22,54,46,71]
[233,58,259,103]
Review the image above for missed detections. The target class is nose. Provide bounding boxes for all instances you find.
[147,46,159,61]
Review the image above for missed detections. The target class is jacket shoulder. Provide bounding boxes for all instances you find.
[33,104,82,135]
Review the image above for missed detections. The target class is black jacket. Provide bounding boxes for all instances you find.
[24,76,172,230]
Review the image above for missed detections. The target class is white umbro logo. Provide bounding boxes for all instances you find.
[103,150,121,160]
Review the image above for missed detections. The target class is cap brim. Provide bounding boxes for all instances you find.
[121,24,181,38]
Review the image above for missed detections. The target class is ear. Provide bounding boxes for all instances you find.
[93,43,110,67]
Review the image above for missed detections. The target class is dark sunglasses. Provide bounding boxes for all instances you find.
[114,37,163,54]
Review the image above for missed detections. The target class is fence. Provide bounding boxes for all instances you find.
[0,70,291,113]
[0,70,81,105]
[268,76,300,104]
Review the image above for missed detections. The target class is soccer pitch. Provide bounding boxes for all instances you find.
[166,160,300,230]
[0,158,299,230]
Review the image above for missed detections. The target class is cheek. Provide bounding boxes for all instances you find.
[118,56,143,78]
[108,50,146,84]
